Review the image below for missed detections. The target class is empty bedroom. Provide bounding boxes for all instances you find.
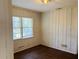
[0,0,78,59]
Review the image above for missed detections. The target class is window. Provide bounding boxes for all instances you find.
[12,16,33,40]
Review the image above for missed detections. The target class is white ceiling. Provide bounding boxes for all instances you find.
[12,0,77,12]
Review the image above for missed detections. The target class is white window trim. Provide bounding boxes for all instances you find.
[13,16,33,40]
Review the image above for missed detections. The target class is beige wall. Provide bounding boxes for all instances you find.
[12,6,41,53]
[41,6,78,54]
[0,0,13,59]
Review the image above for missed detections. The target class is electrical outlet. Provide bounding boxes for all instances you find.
[61,44,67,48]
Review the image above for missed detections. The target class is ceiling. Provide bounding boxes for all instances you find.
[12,0,77,12]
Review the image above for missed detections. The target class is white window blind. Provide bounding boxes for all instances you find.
[12,16,33,40]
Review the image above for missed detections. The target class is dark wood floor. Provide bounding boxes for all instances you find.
[14,45,78,59]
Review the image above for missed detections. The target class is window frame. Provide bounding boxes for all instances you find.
[12,16,33,40]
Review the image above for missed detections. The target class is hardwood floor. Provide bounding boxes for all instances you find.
[14,45,78,59]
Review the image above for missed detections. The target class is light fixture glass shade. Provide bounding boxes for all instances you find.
[41,0,51,4]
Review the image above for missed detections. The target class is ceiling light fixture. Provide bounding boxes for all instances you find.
[41,0,52,4]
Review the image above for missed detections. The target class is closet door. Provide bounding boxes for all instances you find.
[52,10,58,48]
[52,8,72,53]
[65,8,72,52]
[58,8,77,54]
[56,8,70,51]
[58,8,66,51]
[70,7,78,54]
